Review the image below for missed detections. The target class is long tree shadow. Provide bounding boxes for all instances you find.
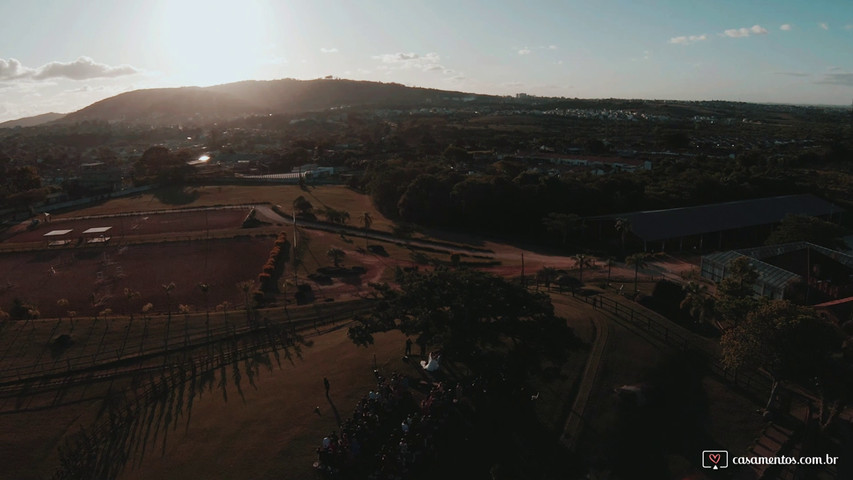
[51,322,311,480]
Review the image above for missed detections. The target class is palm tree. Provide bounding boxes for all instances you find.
[123,288,139,322]
[605,257,616,283]
[162,282,175,321]
[237,280,254,326]
[57,298,69,322]
[327,247,346,267]
[161,283,175,352]
[625,253,650,294]
[574,253,593,283]
[198,283,210,338]
[615,217,632,253]
[361,212,373,247]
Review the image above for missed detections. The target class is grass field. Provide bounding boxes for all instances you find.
[54,185,398,233]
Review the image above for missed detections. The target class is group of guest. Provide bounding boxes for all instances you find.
[314,372,467,479]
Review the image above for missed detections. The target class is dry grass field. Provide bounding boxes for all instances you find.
[53,185,398,233]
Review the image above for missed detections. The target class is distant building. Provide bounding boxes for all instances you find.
[701,242,853,304]
[586,194,842,252]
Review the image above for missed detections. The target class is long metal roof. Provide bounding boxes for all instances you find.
[702,250,801,292]
[588,194,841,242]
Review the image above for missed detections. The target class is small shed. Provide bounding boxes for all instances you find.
[43,229,73,247]
[82,226,112,245]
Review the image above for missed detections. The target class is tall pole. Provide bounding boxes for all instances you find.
[521,252,525,286]
[293,209,298,285]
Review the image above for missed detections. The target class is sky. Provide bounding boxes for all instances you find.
[1,0,852,122]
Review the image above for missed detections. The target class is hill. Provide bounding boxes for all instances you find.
[61,78,492,125]
[0,112,66,129]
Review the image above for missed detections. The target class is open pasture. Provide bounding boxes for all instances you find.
[0,235,274,319]
[4,208,250,245]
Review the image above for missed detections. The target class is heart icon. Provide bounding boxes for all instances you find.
[709,453,720,464]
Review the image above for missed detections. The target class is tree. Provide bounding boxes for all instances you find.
[57,298,69,322]
[615,217,632,253]
[765,214,848,250]
[605,256,616,283]
[236,280,254,326]
[721,300,841,412]
[573,254,593,283]
[680,281,710,325]
[161,283,175,321]
[360,211,373,247]
[321,207,350,224]
[347,269,574,369]
[625,253,649,293]
[542,212,581,245]
[123,289,139,322]
[327,247,346,267]
[536,267,558,290]
[198,283,210,338]
[292,196,314,218]
[715,257,759,326]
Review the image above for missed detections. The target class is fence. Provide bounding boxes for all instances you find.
[0,299,374,395]
[555,288,774,401]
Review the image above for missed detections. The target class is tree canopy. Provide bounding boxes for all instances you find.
[721,300,840,386]
[348,268,575,369]
[765,214,848,250]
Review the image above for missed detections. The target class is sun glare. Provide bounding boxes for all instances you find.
[155,0,274,85]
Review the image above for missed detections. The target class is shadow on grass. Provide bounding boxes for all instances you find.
[153,186,200,206]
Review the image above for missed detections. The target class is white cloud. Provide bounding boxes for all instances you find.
[0,58,30,79]
[33,57,138,80]
[518,48,531,55]
[669,34,707,45]
[819,22,829,30]
[548,45,558,50]
[845,24,853,30]
[817,73,853,85]
[371,52,447,73]
[320,47,339,54]
[1,56,139,81]
[780,24,792,31]
[722,25,768,38]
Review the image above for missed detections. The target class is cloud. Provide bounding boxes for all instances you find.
[819,23,829,30]
[722,24,768,38]
[669,34,707,45]
[774,71,810,77]
[32,57,138,80]
[372,52,446,73]
[0,58,31,79]
[780,24,792,31]
[2,56,139,81]
[517,48,531,55]
[548,45,558,50]
[817,73,853,86]
[320,47,339,54]
[845,24,853,30]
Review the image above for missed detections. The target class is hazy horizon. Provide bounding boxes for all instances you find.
[2,0,852,123]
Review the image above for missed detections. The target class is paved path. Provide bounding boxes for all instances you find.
[255,204,495,256]
[550,293,611,451]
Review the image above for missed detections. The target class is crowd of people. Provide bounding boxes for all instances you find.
[314,371,467,479]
